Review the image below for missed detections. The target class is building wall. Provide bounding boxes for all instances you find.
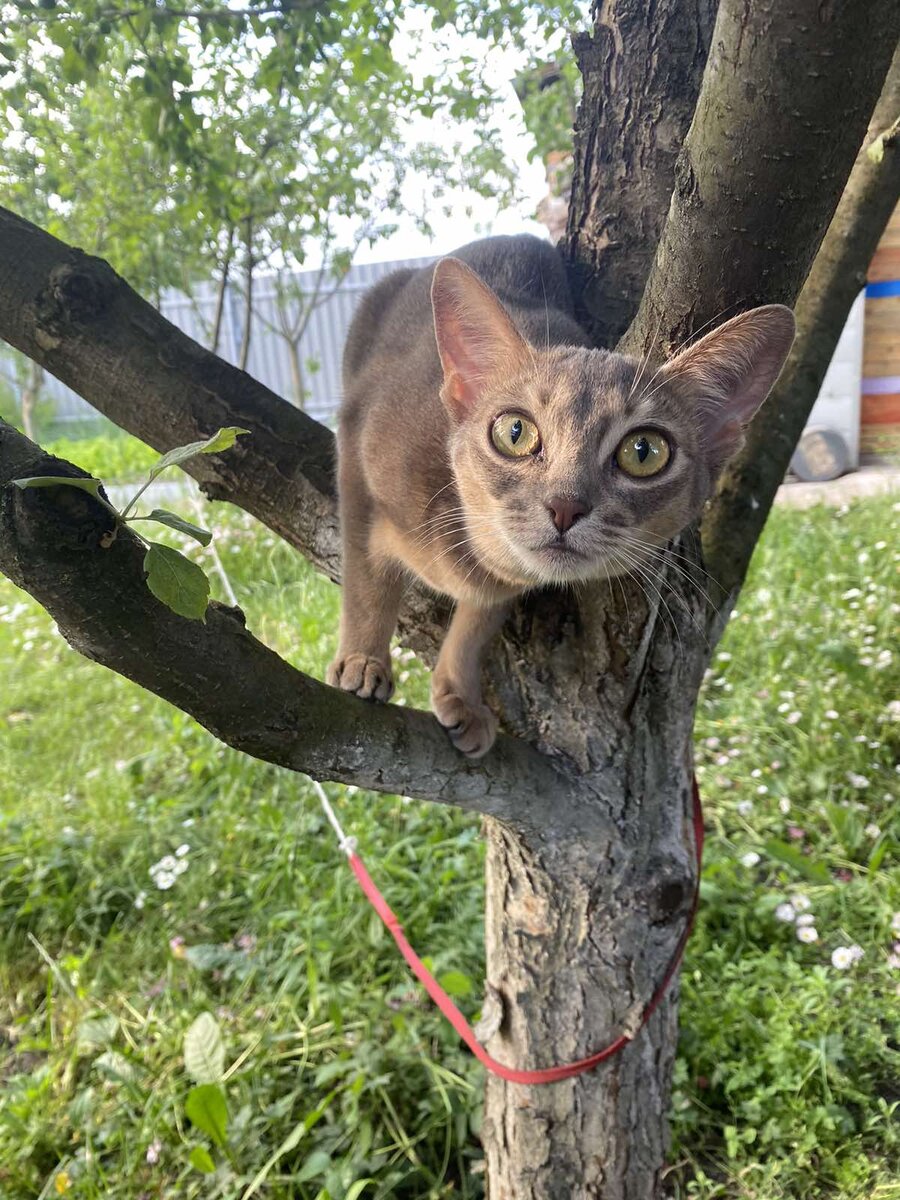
[863,200,900,455]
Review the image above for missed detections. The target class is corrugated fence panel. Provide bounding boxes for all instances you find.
[0,255,435,431]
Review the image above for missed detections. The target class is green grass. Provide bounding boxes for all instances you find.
[0,474,898,1199]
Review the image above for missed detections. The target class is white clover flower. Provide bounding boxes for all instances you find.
[841,588,861,600]
[846,772,869,789]
[891,912,900,935]
[182,817,195,827]
[792,894,811,911]
[775,903,796,923]
[796,913,815,927]
[737,800,754,816]
[741,851,761,868]
[173,859,189,876]
[175,844,190,858]
[779,798,791,814]
[831,946,855,969]
[864,824,881,839]
[887,953,900,971]
[154,855,178,874]
[797,926,819,944]
[757,785,768,795]
[886,700,900,722]
[705,736,721,749]
[849,944,864,962]
[134,891,147,910]
[153,870,176,890]
[146,1139,162,1165]
[751,768,762,779]
[786,711,802,725]
[824,710,839,720]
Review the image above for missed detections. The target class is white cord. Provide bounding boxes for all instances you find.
[311,778,357,856]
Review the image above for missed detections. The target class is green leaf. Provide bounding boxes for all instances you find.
[438,970,473,998]
[77,1015,118,1049]
[296,1148,331,1183]
[867,836,889,874]
[185,1084,228,1148]
[132,509,212,546]
[183,1011,225,1084]
[13,475,104,499]
[763,839,831,885]
[189,1145,216,1174]
[143,543,210,621]
[150,427,249,477]
[344,1182,375,1200]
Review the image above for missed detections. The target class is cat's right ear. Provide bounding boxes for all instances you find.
[431,258,532,421]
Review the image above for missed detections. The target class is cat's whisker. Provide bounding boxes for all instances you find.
[604,540,696,659]
[626,306,666,405]
[607,531,721,615]
[608,540,710,651]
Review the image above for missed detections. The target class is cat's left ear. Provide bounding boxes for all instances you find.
[660,305,796,468]
[431,257,532,421]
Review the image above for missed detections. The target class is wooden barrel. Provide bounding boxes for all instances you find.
[863,201,900,457]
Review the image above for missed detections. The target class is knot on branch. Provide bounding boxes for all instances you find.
[7,478,115,553]
[33,256,115,344]
[646,862,695,926]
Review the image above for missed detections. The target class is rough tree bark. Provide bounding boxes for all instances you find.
[564,0,718,347]
[0,4,898,1198]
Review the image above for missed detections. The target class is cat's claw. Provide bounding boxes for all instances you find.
[327,653,394,702]
[432,690,498,758]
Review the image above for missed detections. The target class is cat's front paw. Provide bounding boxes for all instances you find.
[431,687,498,758]
[327,653,394,702]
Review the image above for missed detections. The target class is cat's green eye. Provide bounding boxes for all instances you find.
[615,430,671,478]
[491,413,541,458]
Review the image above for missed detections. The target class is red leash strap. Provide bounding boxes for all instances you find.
[347,777,704,1085]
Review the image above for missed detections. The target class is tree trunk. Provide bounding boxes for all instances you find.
[481,569,706,1198]
[564,0,717,347]
[19,356,43,441]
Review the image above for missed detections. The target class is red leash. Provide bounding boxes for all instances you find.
[327,777,704,1086]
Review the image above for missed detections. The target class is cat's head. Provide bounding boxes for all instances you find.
[431,256,795,588]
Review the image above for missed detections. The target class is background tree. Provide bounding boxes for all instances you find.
[1,2,899,1197]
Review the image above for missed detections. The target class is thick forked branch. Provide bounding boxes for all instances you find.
[0,420,569,826]
[623,1,900,357]
[563,0,717,347]
[705,46,900,599]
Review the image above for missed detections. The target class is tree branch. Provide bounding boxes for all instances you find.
[621,0,900,359]
[563,0,717,347]
[0,418,571,828]
[703,45,900,600]
[0,205,454,658]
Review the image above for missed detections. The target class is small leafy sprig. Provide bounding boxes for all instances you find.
[13,427,248,621]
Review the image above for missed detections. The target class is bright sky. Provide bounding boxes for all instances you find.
[347,11,558,264]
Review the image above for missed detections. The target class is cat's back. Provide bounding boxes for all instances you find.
[342,234,589,406]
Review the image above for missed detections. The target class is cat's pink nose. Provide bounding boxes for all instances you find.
[547,496,590,534]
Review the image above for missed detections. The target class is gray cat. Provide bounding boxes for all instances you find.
[327,234,795,756]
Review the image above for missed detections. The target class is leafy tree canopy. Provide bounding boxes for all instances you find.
[0,0,585,300]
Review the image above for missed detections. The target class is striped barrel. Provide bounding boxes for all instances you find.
[863,201,900,456]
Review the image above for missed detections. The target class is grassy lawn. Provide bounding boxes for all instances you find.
[0,445,898,1199]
